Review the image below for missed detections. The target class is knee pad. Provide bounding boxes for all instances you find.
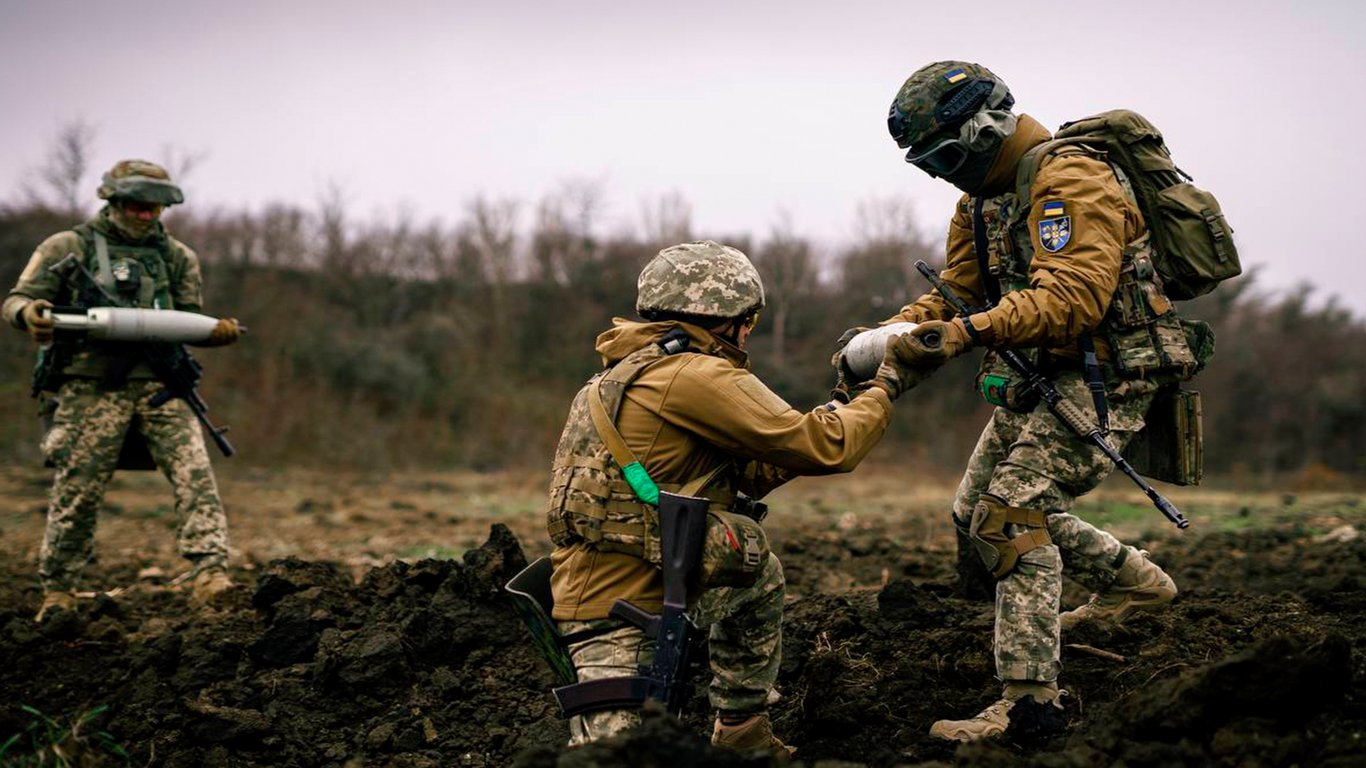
[969,493,1053,579]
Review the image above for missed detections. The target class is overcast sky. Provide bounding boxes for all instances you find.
[3,0,1363,314]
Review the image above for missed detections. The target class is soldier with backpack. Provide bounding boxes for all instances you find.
[848,61,1238,742]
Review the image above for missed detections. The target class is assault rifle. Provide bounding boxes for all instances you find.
[915,259,1188,529]
[41,252,236,458]
[545,490,710,717]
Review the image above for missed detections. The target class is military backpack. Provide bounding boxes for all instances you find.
[1017,109,1241,300]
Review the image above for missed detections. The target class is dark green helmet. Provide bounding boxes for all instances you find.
[887,61,1014,150]
[97,159,185,206]
[637,240,765,320]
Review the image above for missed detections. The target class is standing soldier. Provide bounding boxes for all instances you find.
[547,241,928,758]
[862,62,1187,741]
[4,160,243,621]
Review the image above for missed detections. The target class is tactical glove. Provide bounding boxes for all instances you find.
[201,317,243,347]
[829,326,871,403]
[901,318,975,366]
[860,332,938,401]
[19,299,55,344]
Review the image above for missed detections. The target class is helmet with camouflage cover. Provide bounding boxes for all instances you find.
[97,160,185,206]
[887,60,1014,150]
[636,240,765,320]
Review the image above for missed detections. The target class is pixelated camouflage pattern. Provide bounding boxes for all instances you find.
[97,159,185,205]
[891,61,1008,149]
[948,371,1157,681]
[636,241,765,320]
[558,552,785,744]
[39,378,230,591]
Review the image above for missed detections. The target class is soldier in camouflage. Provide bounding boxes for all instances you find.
[3,160,242,621]
[548,241,930,758]
[855,62,1182,741]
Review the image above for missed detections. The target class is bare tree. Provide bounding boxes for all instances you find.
[24,119,97,219]
[158,143,210,190]
[638,190,693,246]
[754,210,817,365]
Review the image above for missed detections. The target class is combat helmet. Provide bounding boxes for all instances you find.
[97,160,185,206]
[887,61,1014,150]
[636,240,765,320]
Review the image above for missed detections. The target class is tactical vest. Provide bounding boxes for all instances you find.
[970,145,1204,388]
[42,223,179,382]
[69,222,177,310]
[545,341,736,560]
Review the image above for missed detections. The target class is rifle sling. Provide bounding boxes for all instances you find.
[971,197,1003,306]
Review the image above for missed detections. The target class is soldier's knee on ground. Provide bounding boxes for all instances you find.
[969,494,1053,578]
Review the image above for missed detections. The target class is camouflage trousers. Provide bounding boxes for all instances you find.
[951,372,1159,683]
[557,551,785,745]
[39,378,230,591]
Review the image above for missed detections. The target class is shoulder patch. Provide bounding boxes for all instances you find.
[735,376,794,418]
[1042,200,1065,217]
[1038,216,1072,253]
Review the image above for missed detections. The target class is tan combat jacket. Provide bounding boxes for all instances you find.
[887,114,1146,362]
[550,319,894,620]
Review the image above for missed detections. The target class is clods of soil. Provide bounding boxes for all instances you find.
[2,520,1363,766]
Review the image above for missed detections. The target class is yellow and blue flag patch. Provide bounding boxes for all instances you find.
[943,68,968,84]
[1042,200,1065,217]
[1039,214,1072,253]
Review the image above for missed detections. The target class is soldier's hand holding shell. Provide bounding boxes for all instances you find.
[203,317,244,347]
[20,299,55,344]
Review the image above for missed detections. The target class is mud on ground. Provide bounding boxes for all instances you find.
[1,467,1364,767]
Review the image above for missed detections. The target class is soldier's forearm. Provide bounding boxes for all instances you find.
[3,295,33,329]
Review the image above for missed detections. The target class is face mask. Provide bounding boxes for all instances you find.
[109,203,161,240]
[905,110,1017,193]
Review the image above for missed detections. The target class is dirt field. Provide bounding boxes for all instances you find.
[1,464,1364,766]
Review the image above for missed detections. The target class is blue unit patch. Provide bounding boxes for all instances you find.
[1039,216,1072,252]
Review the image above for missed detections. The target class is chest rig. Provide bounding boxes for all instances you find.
[546,336,737,559]
[69,223,176,310]
[970,146,1200,395]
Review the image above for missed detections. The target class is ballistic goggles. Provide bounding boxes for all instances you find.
[888,78,1015,176]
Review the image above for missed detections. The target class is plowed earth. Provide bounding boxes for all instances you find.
[1,467,1363,767]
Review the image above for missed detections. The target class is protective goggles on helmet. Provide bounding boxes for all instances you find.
[903,109,1018,178]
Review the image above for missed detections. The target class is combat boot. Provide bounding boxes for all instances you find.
[1060,549,1176,631]
[34,590,77,623]
[712,712,796,761]
[929,681,1065,743]
[190,567,236,606]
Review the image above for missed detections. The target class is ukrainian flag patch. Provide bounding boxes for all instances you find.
[1039,216,1072,253]
[943,68,968,84]
[1042,200,1065,217]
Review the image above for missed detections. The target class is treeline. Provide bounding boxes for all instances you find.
[2,194,1363,485]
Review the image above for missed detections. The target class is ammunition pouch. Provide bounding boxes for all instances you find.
[1121,386,1204,486]
[700,509,768,590]
[976,348,1041,413]
[1103,244,1200,382]
[970,494,1052,579]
